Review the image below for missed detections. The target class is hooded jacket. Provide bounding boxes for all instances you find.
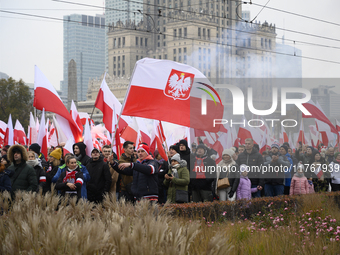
[236,175,258,200]
[7,144,38,194]
[290,174,309,195]
[73,142,90,166]
[163,159,190,203]
[178,139,192,171]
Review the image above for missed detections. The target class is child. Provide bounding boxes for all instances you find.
[236,164,259,200]
[290,163,309,195]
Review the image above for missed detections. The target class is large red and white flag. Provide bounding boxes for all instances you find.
[34,66,82,142]
[28,112,38,145]
[302,100,337,134]
[0,120,6,147]
[48,122,58,147]
[94,73,131,134]
[315,119,336,146]
[83,119,94,157]
[70,100,84,134]
[121,58,224,132]
[79,112,91,126]
[150,120,168,161]
[36,109,48,157]
[4,114,14,146]
[136,117,151,146]
[121,117,139,145]
[52,115,68,144]
[13,119,27,145]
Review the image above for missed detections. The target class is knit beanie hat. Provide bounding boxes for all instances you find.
[280,145,288,154]
[169,144,180,153]
[50,148,62,160]
[29,143,41,155]
[137,144,150,154]
[196,144,207,152]
[271,143,280,149]
[222,148,235,157]
[171,153,181,163]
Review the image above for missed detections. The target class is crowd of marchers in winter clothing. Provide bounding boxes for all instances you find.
[1,137,340,204]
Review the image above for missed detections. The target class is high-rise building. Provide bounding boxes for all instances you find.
[61,14,105,102]
[105,0,144,71]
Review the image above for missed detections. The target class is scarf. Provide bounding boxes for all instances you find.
[26,159,39,168]
[295,172,305,178]
[63,169,77,184]
[171,164,180,178]
[193,156,206,179]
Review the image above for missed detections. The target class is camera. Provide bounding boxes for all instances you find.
[168,174,172,177]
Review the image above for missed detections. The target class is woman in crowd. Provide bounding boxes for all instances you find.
[215,149,239,201]
[164,153,190,203]
[27,151,46,193]
[310,151,330,192]
[56,156,84,199]
[45,148,62,193]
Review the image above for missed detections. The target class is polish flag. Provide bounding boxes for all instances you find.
[259,132,267,154]
[94,73,131,134]
[136,117,151,146]
[121,117,139,145]
[79,112,90,126]
[314,165,324,179]
[121,58,224,132]
[36,109,48,158]
[237,117,262,145]
[13,120,27,145]
[0,120,7,146]
[70,100,83,134]
[309,125,320,147]
[212,132,228,164]
[63,137,75,156]
[53,115,68,144]
[335,119,340,146]
[302,100,337,134]
[203,131,217,147]
[279,126,289,145]
[28,113,38,145]
[34,66,82,142]
[83,119,94,157]
[297,120,306,145]
[150,120,168,161]
[4,114,14,146]
[315,119,336,147]
[48,122,58,147]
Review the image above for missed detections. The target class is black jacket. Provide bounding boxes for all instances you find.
[86,157,112,202]
[236,147,264,187]
[44,162,59,193]
[115,155,159,200]
[56,167,84,199]
[190,154,216,191]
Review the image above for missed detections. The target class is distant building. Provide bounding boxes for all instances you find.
[242,10,250,22]
[61,13,106,102]
[311,85,340,119]
[105,0,144,71]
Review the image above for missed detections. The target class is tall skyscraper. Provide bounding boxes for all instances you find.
[105,0,144,71]
[61,14,105,101]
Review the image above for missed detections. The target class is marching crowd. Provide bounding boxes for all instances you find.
[1,138,340,204]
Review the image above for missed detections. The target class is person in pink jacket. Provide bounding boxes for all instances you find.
[236,164,259,200]
[290,163,309,195]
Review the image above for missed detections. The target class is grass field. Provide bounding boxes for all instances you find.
[0,191,339,254]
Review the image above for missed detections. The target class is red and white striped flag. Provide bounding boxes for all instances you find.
[13,119,27,145]
[121,58,223,132]
[4,114,14,146]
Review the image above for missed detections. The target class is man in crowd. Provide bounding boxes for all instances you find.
[102,145,119,199]
[1,145,10,157]
[295,143,314,178]
[190,144,215,202]
[110,141,136,202]
[114,144,159,201]
[236,138,264,198]
[263,144,291,197]
[8,144,37,195]
[73,142,91,166]
[326,147,335,164]
[86,148,112,203]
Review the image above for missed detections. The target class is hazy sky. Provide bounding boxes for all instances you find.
[1,0,340,92]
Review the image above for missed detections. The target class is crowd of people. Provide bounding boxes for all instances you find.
[1,137,340,204]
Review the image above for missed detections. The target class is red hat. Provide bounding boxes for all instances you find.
[137,144,150,154]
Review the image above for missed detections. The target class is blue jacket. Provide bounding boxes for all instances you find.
[52,161,90,199]
[284,153,293,187]
[0,169,12,192]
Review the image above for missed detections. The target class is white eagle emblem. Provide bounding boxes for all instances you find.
[164,69,194,100]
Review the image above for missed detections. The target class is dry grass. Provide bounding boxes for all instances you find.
[0,192,339,254]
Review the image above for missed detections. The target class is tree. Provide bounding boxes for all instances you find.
[0,77,33,131]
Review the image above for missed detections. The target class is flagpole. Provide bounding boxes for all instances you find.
[89,106,96,122]
[112,59,139,144]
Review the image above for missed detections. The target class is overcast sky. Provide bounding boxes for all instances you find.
[1,0,340,92]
